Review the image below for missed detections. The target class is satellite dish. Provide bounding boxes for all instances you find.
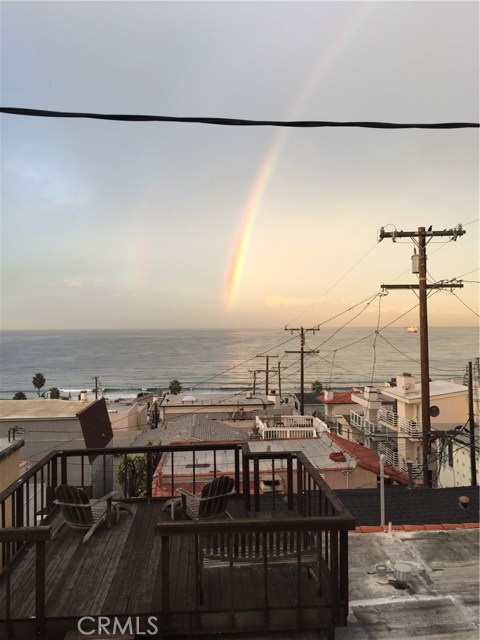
[429,405,440,417]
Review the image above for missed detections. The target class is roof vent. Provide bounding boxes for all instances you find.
[458,495,470,509]
[393,562,412,584]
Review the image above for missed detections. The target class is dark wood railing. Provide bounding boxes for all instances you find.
[156,449,354,635]
[0,443,354,639]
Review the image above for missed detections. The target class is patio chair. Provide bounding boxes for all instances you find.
[178,475,236,520]
[53,483,130,544]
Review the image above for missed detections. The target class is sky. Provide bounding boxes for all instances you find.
[1,0,478,331]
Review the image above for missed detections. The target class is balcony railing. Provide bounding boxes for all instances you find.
[0,442,355,639]
[378,408,422,438]
[399,454,424,482]
[349,411,376,435]
[378,441,399,467]
[255,415,329,439]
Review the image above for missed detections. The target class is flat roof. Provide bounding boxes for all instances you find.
[161,392,274,407]
[244,437,356,472]
[156,437,355,477]
[336,528,479,639]
[382,380,468,402]
[0,399,93,420]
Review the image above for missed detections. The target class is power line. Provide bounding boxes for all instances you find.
[1,107,479,129]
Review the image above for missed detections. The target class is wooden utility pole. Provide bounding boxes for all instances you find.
[248,369,263,395]
[93,376,101,400]
[285,327,319,415]
[255,355,278,394]
[379,224,465,487]
[468,361,477,486]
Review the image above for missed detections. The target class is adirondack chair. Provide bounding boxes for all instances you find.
[178,475,236,520]
[53,484,129,543]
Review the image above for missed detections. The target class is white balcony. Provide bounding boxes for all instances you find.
[349,410,376,435]
[256,415,328,439]
[378,408,422,438]
[378,441,399,467]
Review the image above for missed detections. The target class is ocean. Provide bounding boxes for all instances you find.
[0,327,478,401]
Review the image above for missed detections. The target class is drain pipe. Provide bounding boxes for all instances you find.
[379,454,387,527]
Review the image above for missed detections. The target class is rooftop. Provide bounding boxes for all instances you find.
[383,380,468,402]
[323,391,355,405]
[133,413,250,446]
[247,436,356,472]
[0,399,91,420]
[339,527,479,639]
[335,485,480,527]
[160,392,275,407]
[325,432,408,485]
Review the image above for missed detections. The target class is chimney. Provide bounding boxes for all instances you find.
[396,373,416,394]
[324,388,334,402]
[268,390,281,409]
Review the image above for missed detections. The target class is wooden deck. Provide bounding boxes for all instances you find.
[0,498,336,639]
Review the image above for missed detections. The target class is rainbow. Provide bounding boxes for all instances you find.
[224,4,367,308]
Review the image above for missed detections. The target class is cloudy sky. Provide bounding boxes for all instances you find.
[1,1,478,330]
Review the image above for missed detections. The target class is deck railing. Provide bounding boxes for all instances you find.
[156,448,354,635]
[349,410,377,434]
[378,408,422,438]
[0,443,354,639]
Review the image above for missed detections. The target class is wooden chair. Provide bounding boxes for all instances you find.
[53,484,130,544]
[178,475,236,520]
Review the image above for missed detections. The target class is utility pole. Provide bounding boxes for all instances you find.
[278,361,283,400]
[468,361,477,486]
[248,369,263,395]
[285,327,319,415]
[255,355,278,394]
[379,224,465,487]
[93,376,101,400]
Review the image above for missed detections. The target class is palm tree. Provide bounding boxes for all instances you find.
[13,391,27,400]
[32,372,46,397]
[169,379,182,395]
[49,387,61,399]
[311,380,323,394]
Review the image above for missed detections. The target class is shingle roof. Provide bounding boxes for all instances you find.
[325,432,408,485]
[132,414,250,447]
[334,485,480,526]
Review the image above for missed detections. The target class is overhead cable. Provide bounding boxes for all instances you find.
[1,107,478,129]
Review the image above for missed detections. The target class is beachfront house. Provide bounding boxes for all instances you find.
[348,374,470,484]
[157,391,290,423]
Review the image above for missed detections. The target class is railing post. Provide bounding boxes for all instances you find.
[296,459,304,515]
[35,539,46,639]
[234,446,241,493]
[242,452,250,511]
[160,535,170,632]
[15,485,24,529]
[330,531,339,621]
[146,451,153,499]
[5,540,11,638]
[253,458,260,512]
[286,456,294,511]
[60,453,67,485]
[339,530,349,611]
